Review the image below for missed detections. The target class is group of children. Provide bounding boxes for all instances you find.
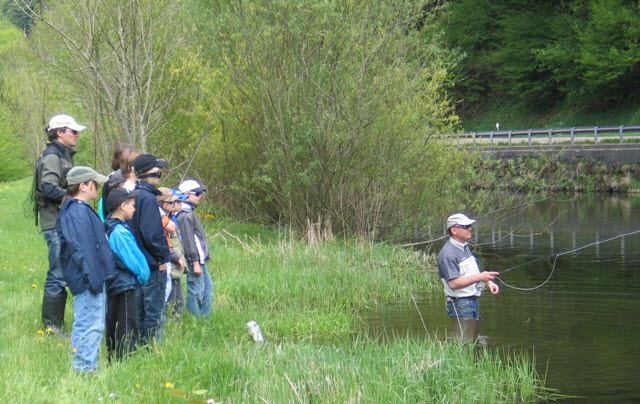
[56,147,213,373]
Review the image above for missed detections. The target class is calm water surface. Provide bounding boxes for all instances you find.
[363,195,640,402]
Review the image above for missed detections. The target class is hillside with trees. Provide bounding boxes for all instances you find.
[444,0,640,129]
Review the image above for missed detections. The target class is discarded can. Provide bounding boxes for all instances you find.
[247,320,264,342]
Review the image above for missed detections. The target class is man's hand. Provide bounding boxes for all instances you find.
[487,280,500,295]
[478,271,499,282]
[159,263,167,272]
[178,257,186,269]
[193,261,202,276]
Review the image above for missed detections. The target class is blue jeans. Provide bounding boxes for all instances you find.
[446,297,481,320]
[43,229,66,297]
[71,287,106,373]
[136,269,166,344]
[186,263,213,317]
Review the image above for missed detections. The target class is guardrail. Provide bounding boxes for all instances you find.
[463,125,640,146]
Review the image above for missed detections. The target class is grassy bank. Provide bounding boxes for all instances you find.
[461,101,640,132]
[0,178,545,402]
[473,155,640,194]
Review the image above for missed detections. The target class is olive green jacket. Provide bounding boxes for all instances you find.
[35,140,76,231]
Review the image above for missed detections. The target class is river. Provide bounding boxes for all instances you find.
[363,195,640,402]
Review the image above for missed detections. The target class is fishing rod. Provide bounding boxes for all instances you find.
[495,228,640,291]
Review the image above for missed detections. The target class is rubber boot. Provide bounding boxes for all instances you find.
[42,292,67,334]
[451,318,480,343]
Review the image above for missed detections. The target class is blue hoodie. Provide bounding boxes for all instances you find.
[56,198,115,295]
[104,217,150,296]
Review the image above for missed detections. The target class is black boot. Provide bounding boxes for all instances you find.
[42,292,67,334]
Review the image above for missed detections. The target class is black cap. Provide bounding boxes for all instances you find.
[132,154,168,175]
[106,188,140,213]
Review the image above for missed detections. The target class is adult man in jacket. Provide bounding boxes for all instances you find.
[127,153,171,344]
[34,114,86,333]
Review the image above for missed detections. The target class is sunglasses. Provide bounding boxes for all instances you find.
[453,224,473,230]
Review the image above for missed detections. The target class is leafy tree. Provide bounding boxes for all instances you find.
[1,0,43,35]
[192,0,466,238]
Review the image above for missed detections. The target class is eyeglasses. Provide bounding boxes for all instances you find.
[453,224,472,230]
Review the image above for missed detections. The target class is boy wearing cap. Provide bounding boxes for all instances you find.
[34,114,85,333]
[157,188,188,316]
[56,166,113,373]
[104,188,150,361]
[176,179,213,317]
[128,154,171,344]
[436,213,499,342]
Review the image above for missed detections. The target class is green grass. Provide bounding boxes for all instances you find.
[461,101,640,132]
[0,177,546,402]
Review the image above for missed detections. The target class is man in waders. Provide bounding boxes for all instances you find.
[436,213,499,342]
[34,114,86,334]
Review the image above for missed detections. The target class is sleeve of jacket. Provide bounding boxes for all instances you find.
[109,225,151,285]
[39,154,66,202]
[58,206,90,286]
[137,196,171,264]
[176,212,199,264]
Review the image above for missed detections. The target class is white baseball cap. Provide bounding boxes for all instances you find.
[179,179,207,194]
[47,114,86,132]
[446,213,476,229]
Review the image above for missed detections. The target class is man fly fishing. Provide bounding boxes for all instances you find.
[436,213,499,342]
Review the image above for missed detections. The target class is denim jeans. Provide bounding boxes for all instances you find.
[186,263,213,317]
[136,269,166,344]
[446,297,481,320]
[71,287,106,373]
[42,229,66,297]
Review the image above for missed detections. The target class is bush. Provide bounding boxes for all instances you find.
[195,0,465,238]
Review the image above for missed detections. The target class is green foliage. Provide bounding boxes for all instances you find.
[193,0,464,238]
[1,0,43,35]
[447,0,640,118]
[0,20,29,180]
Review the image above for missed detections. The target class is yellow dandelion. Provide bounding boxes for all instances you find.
[135,384,141,388]
[164,382,174,388]
[36,330,45,337]
[46,327,53,333]
[72,347,78,353]
[31,284,37,288]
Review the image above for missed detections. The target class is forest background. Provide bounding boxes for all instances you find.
[1,0,640,238]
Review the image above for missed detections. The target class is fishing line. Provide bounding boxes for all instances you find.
[495,228,640,291]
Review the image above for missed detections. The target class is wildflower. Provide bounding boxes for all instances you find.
[36,330,45,337]
[108,393,116,398]
[31,284,37,288]
[72,347,78,353]
[135,384,141,388]
[58,343,64,348]
[165,382,174,388]
[46,327,53,334]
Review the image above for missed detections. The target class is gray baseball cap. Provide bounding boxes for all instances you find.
[66,166,109,186]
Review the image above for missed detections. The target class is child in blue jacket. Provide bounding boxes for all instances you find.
[56,166,112,373]
[104,188,150,361]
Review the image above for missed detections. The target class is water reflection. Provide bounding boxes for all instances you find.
[363,195,640,402]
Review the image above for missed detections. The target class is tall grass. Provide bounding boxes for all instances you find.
[0,177,545,401]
